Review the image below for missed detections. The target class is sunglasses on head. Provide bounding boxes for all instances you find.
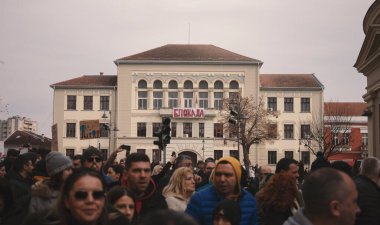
[74,190,105,201]
[86,157,102,163]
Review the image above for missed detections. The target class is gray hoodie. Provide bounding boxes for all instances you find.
[283,209,314,225]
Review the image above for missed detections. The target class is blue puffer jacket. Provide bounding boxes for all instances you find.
[185,185,259,225]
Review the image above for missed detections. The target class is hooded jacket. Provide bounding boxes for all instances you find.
[29,180,60,214]
[129,178,168,223]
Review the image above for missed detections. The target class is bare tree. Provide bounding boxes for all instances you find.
[301,102,353,158]
[219,96,277,176]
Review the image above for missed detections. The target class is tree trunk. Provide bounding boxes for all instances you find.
[243,146,251,179]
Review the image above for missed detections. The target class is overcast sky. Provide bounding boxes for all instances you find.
[0,0,374,137]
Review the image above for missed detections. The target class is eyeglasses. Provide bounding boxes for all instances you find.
[86,157,102,163]
[74,190,105,201]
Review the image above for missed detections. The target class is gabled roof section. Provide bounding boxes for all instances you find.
[260,74,324,89]
[4,130,52,149]
[50,75,117,88]
[324,102,367,117]
[115,44,262,65]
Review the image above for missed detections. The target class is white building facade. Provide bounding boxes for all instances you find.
[51,44,322,168]
[0,116,38,141]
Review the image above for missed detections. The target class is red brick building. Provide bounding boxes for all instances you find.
[324,102,368,165]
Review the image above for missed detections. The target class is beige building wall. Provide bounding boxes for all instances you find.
[52,88,116,155]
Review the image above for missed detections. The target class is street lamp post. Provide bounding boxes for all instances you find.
[202,138,205,160]
[102,111,119,157]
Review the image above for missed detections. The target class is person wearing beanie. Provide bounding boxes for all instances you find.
[29,151,73,214]
[186,156,259,225]
[213,199,241,225]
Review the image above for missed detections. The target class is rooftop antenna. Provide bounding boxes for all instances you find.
[188,23,191,44]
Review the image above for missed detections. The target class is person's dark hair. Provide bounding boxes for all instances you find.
[205,157,215,163]
[0,177,14,214]
[125,153,150,170]
[107,185,132,205]
[212,199,241,225]
[360,157,380,178]
[55,168,107,225]
[140,209,198,225]
[331,161,352,177]
[73,154,82,161]
[81,146,103,164]
[302,168,349,216]
[13,154,31,173]
[310,152,331,172]
[23,152,39,165]
[6,149,20,158]
[174,155,192,169]
[33,159,48,177]
[275,158,298,173]
[109,164,124,182]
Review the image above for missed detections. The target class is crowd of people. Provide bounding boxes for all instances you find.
[0,146,379,225]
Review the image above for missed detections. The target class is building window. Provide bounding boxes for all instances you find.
[332,132,339,146]
[100,96,109,110]
[100,123,109,138]
[152,149,161,163]
[152,123,161,136]
[153,92,163,109]
[214,150,223,160]
[66,123,76,138]
[214,123,223,138]
[229,92,239,101]
[66,149,74,158]
[362,133,368,146]
[301,98,310,112]
[199,92,208,108]
[84,96,93,110]
[285,151,294,159]
[214,92,223,110]
[301,151,310,165]
[67,95,76,110]
[230,150,239,160]
[184,92,193,108]
[137,123,146,137]
[268,97,277,111]
[268,151,277,165]
[168,80,178,89]
[229,81,239,89]
[343,133,350,146]
[138,80,147,88]
[284,97,294,112]
[101,149,108,160]
[268,123,278,139]
[301,124,311,139]
[153,80,162,89]
[168,92,178,108]
[184,80,193,89]
[171,122,177,137]
[284,124,294,139]
[137,149,146,154]
[138,91,148,110]
[183,123,192,138]
[199,123,205,138]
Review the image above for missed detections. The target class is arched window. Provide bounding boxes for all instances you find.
[138,80,147,89]
[214,80,224,89]
[199,80,208,89]
[229,80,239,89]
[153,80,163,89]
[153,80,163,109]
[168,80,178,89]
[184,80,193,89]
[214,81,224,110]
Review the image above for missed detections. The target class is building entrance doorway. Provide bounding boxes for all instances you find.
[178,151,198,168]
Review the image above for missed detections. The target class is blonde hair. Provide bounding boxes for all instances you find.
[162,167,194,200]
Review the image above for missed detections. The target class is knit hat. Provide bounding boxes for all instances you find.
[211,156,242,194]
[45,151,73,176]
[212,199,241,225]
[81,147,103,164]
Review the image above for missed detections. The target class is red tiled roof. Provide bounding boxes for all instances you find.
[51,75,117,87]
[115,44,261,63]
[260,74,324,88]
[324,102,367,116]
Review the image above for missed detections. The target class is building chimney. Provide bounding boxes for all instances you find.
[100,72,104,76]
